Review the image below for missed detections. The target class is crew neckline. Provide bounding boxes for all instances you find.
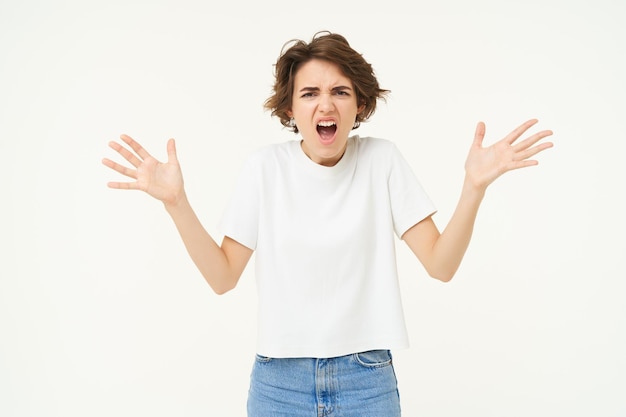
[292,136,358,179]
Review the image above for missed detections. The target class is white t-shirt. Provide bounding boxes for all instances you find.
[220,135,436,358]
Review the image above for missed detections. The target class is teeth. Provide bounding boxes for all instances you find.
[317,121,336,127]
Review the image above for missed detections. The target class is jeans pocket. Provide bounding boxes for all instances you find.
[353,349,392,368]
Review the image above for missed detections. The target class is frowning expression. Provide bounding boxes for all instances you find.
[288,59,364,167]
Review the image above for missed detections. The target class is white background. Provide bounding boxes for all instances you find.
[1,0,624,416]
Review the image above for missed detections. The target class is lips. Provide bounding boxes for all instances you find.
[317,120,337,144]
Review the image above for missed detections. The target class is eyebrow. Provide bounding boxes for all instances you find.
[298,85,353,93]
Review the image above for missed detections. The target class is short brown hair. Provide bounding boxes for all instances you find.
[264,31,389,133]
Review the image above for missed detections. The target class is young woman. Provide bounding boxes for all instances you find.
[102,31,553,416]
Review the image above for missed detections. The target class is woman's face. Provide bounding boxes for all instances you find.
[288,59,364,167]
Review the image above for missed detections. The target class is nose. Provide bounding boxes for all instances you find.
[318,93,335,112]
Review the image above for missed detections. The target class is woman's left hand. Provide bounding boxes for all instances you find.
[464,119,553,190]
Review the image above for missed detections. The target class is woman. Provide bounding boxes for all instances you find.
[102,31,553,416]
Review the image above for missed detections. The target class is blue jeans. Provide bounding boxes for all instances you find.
[247,349,401,417]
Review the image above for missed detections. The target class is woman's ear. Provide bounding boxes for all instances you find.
[286,110,293,118]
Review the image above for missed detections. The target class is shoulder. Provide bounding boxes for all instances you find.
[354,135,393,149]
[248,140,291,158]
[353,136,403,162]
[242,140,297,167]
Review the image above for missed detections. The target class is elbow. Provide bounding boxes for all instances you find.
[426,266,457,283]
[207,276,238,295]
[432,273,454,283]
[421,256,462,282]
[212,284,236,295]
[212,286,233,295]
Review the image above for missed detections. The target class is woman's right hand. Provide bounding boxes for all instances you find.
[102,134,185,206]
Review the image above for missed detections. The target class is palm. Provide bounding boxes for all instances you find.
[465,119,553,190]
[102,134,184,205]
[136,155,182,201]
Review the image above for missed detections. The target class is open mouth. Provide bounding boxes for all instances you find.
[317,120,337,142]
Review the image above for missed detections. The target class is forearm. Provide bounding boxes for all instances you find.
[428,179,485,281]
[164,194,237,294]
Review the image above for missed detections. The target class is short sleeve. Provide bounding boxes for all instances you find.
[218,152,261,250]
[387,143,437,238]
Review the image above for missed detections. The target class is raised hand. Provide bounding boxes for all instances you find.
[102,134,185,206]
[464,119,553,190]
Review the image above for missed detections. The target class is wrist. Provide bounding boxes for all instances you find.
[164,191,190,213]
[461,177,487,202]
